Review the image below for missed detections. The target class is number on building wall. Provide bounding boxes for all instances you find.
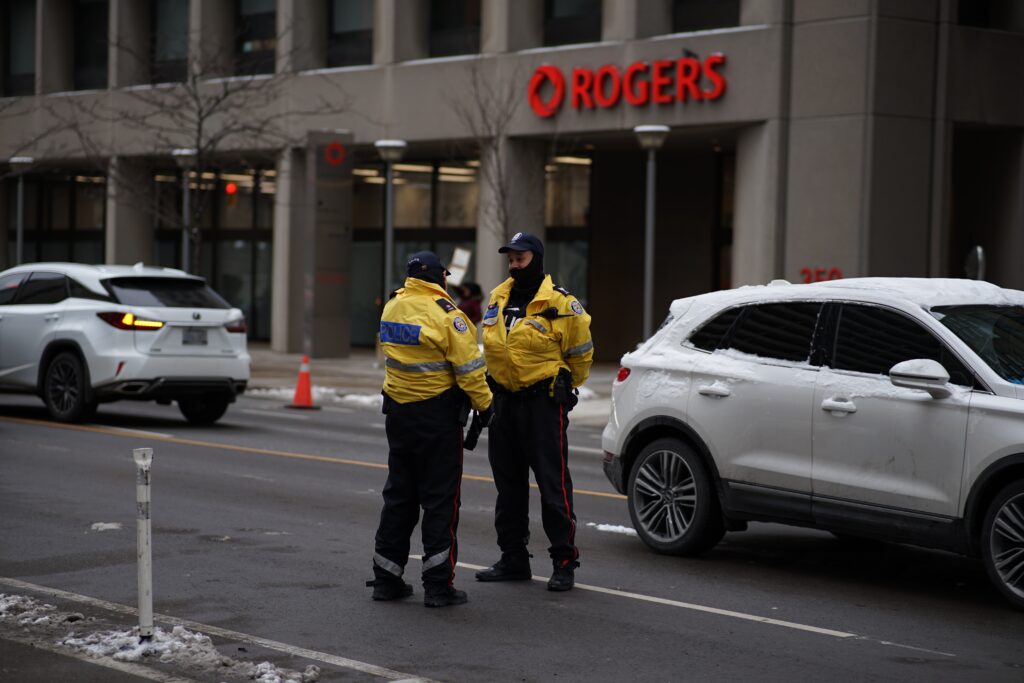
[800,267,843,284]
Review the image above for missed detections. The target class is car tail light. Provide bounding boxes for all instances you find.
[225,318,247,334]
[616,367,631,382]
[97,312,165,331]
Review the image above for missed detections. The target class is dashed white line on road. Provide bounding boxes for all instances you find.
[0,577,438,682]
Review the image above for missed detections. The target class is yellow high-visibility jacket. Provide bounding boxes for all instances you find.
[482,275,594,391]
[380,277,492,411]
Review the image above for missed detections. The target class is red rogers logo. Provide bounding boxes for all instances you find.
[527,54,727,118]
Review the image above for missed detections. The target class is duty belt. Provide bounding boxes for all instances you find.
[488,375,553,398]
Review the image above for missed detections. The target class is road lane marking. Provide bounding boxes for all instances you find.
[239,408,311,421]
[85,424,173,438]
[0,415,627,501]
[0,577,436,682]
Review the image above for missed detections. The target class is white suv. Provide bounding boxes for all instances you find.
[0,263,250,424]
[602,278,1024,609]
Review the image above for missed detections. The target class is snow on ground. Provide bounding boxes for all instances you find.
[337,392,384,409]
[586,522,638,537]
[89,522,122,532]
[249,385,599,407]
[247,386,341,402]
[0,593,320,683]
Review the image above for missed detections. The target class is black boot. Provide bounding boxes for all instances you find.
[547,560,578,592]
[366,578,413,601]
[475,553,532,582]
[424,585,468,608]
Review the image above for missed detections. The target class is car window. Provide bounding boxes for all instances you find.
[104,277,231,309]
[932,305,1024,384]
[689,307,741,351]
[0,272,27,305]
[68,277,113,302]
[833,304,973,386]
[724,303,822,363]
[14,271,68,305]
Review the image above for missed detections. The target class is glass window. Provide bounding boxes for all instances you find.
[104,277,230,308]
[393,165,433,228]
[152,0,188,83]
[73,0,109,90]
[689,307,741,351]
[0,272,27,305]
[327,0,373,67]
[218,173,256,229]
[215,239,252,310]
[353,165,384,228]
[672,0,739,33]
[436,162,478,227]
[68,277,111,301]
[16,271,67,305]
[544,0,601,47]
[725,303,822,363]
[429,0,481,57]
[833,305,973,386]
[235,0,276,75]
[932,305,1024,385]
[959,0,1024,33]
[3,0,36,96]
[545,159,590,227]
[74,180,105,229]
[545,240,588,304]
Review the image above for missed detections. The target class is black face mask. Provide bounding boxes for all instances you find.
[509,254,544,290]
[411,266,447,287]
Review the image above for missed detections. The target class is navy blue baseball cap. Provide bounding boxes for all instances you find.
[498,231,544,257]
[406,251,450,277]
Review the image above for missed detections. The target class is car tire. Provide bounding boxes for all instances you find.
[627,437,725,556]
[178,396,230,424]
[43,352,96,423]
[981,480,1024,610]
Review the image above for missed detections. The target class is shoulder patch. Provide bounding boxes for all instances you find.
[553,285,570,296]
[570,300,584,315]
[453,316,468,333]
[483,303,498,320]
[435,298,457,313]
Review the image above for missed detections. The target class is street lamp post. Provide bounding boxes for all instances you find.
[374,139,407,304]
[172,148,197,273]
[633,125,670,340]
[9,156,34,265]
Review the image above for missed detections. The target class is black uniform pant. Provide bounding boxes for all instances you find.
[487,390,578,564]
[373,389,464,589]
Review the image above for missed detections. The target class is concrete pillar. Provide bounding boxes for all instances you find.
[272,147,305,353]
[109,0,150,88]
[278,0,325,73]
[740,0,789,25]
[374,0,428,64]
[0,179,8,268]
[191,0,233,78]
[38,0,73,94]
[481,0,542,53]
[105,157,154,264]
[734,121,785,286]
[476,137,546,295]
[603,0,671,42]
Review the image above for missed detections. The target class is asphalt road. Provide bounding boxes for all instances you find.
[2,393,1023,682]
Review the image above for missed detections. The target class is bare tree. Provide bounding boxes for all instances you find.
[450,58,523,244]
[30,28,350,271]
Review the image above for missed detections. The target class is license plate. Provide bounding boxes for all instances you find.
[183,327,208,345]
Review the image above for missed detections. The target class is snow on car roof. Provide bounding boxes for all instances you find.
[3,262,197,280]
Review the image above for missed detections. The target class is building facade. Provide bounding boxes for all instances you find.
[2,0,1023,360]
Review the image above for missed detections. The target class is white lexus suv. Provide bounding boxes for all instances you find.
[0,263,250,424]
[602,278,1024,609]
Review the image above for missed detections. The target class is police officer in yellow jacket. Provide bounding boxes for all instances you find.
[369,251,493,608]
[475,232,594,591]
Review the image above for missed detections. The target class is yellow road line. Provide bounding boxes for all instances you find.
[0,415,627,501]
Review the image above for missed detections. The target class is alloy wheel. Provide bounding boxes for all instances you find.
[990,491,1024,602]
[47,358,80,414]
[633,449,697,543]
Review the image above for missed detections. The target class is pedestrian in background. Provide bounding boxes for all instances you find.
[455,281,483,325]
[368,251,493,608]
[476,232,594,591]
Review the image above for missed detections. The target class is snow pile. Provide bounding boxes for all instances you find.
[576,385,597,401]
[586,522,638,537]
[248,386,340,402]
[90,522,122,532]
[1,593,62,626]
[337,393,384,409]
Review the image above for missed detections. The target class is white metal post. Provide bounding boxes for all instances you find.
[133,447,154,641]
[383,160,395,303]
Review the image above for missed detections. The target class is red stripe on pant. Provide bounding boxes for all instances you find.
[558,404,577,555]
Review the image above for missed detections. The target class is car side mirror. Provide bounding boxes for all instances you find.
[890,359,952,399]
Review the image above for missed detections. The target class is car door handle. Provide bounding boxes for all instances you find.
[697,382,731,398]
[821,397,857,415]
[44,314,60,322]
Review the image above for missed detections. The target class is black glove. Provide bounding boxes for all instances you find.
[551,369,579,410]
[464,405,494,451]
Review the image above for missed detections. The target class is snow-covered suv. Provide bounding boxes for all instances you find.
[602,278,1024,609]
[0,263,249,424]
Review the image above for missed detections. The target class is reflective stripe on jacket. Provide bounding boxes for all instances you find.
[381,277,492,410]
[482,275,594,391]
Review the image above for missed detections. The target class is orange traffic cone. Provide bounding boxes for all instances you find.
[286,355,320,410]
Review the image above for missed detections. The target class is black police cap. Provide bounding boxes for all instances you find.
[498,232,544,257]
[406,251,450,277]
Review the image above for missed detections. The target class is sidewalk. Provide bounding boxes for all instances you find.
[246,343,616,426]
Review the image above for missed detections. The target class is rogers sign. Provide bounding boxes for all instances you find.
[527,54,727,118]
